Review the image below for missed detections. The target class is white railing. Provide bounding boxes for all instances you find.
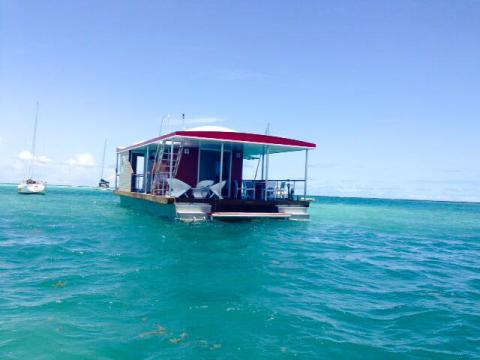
[235,179,305,201]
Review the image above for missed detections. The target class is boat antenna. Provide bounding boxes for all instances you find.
[254,155,261,180]
[259,122,270,180]
[182,113,185,130]
[158,114,170,136]
[254,123,271,181]
[100,139,107,180]
[29,101,39,179]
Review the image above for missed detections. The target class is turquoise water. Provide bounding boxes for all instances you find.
[1,185,479,359]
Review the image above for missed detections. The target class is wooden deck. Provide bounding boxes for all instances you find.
[114,190,175,204]
[115,191,309,208]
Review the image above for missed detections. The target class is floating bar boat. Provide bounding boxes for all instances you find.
[114,126,316,222]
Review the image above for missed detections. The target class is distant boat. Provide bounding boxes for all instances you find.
[98,178,110,189]
[18,179,46,194]
[18,102,46,195]
[98,139,110,189]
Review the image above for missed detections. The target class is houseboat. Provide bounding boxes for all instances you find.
[114,126,316,221]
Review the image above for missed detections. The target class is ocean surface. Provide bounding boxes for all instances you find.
[0,184,479,360]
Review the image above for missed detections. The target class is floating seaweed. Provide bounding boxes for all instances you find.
[139,325,166,338]
[169,332,188,344]
[52,281,67,288]
[210,343,222,350]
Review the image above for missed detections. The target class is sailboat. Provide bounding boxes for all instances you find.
[98,139,110,189]
[18,102,46,194]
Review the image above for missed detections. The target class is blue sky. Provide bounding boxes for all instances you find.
[1,0,479,201]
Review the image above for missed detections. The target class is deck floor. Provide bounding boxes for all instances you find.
[211,212,291,219]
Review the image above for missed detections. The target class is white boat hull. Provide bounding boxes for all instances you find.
[17,182,46,194]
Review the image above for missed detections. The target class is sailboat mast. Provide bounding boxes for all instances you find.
[100,139,107,180]
[29,102,39,179]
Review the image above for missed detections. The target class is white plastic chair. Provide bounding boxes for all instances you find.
[191,180,214,198]
[196,180,214,188]
[276,181,288,198]
[263,181,276,200]
[167,178,191,198]
[209,180,226,199]
[242,180,256,200]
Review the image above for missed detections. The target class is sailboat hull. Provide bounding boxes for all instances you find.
[17,183,46,194]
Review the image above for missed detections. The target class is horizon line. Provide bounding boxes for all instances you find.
[0,182,478,205]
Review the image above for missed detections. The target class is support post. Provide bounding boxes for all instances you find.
[115,152,119,190]
[261,123,269,182]
[260,147,264,180]
[129,150,133,192]
[169,141,174,196]
[219,143,224,183]
[144,146,149,194]
[197,142,202,184]
[264,146,269,200]
[304,149,309,197]
[228,147,233,198]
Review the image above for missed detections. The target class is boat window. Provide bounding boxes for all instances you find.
[135,155,145,175]
[131,154,145,192]
[198,149,230,186]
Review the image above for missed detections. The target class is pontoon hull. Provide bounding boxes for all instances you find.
[115,191,310,222]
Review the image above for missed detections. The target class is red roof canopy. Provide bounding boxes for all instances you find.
[118,130,316,153]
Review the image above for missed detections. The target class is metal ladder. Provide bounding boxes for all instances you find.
[151,141,183,196]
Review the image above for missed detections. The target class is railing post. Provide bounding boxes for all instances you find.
[304,149,309,197]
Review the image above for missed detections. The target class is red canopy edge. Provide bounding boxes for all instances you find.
[117,131,316,152]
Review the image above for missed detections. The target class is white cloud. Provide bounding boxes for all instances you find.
[18,150,53,163]
[66,153,96,167]
[308,179,480,203]
[18,150,33,160]
[36,155,53,163]
[0,152,111,186]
